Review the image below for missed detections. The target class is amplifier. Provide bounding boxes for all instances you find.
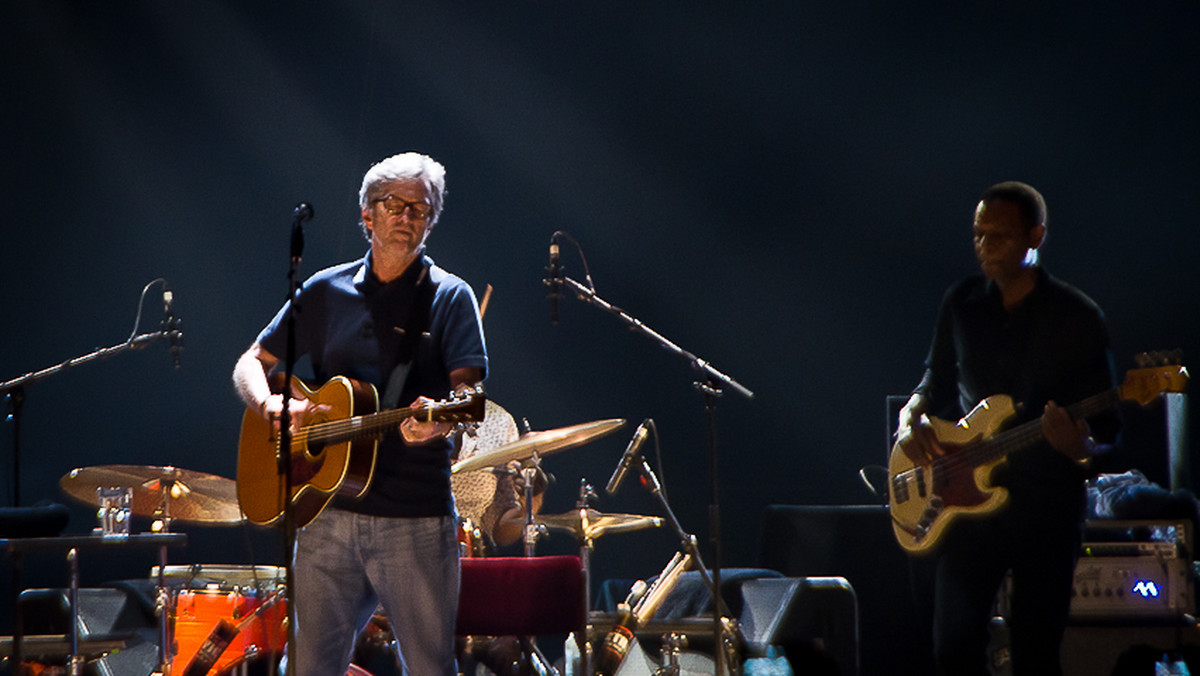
[1070,555,1193,619]
[1069,519,1195,620]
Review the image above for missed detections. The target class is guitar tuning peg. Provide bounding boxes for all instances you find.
[1135,353,1152,368]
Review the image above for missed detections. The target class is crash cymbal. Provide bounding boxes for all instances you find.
[537,508,663,541]
[60,465,243,524]
[451,418,626,474]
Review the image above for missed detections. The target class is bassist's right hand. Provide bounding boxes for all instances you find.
[895,395,945,465]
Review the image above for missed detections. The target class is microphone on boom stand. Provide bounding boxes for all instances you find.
[162,287,183,369]
[546,238,561,325]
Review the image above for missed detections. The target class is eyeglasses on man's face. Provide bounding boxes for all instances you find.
[372,195,433,221]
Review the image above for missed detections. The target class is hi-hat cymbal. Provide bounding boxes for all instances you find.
[451,418,625,474]
[537,508,664,541]
[60,465,243,524]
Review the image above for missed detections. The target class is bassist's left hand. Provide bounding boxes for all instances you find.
[1042,401,1093,461]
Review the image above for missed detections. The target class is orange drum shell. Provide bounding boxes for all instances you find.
[171,588,287,675]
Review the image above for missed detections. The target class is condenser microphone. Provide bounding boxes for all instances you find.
[163,288,182,369]
[547,240,560,325]
[606,419,651,495]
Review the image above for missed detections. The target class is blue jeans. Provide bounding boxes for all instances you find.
[289,508,460,676]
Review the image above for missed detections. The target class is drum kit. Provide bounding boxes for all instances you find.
[26,414,674,676]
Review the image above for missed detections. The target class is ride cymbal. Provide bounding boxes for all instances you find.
[537,508,663,541]
[60,464,243,524]
[451,418,625,474]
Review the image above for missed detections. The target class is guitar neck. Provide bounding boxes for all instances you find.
[964,388,1120,467]
[299,407,420,447]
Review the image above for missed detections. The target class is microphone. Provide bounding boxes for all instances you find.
[163,288,182,369]
[293,202,314,222]
[291,202,312,262]
[606,419,651,495]
[547,240,560,325]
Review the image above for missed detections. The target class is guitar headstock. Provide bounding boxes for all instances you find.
[425,387,487,424]
[1120,350,1189,406]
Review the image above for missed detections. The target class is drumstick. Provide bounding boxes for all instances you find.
[479,283,494,321]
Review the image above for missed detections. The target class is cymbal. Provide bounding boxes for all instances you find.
[60,465,243,524]
[451,418,626,474]
[537,508,664,541]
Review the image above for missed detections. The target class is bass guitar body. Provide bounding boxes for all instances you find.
[888,358,1189,555]
[888,395,1016,554]
[237,376,379,527]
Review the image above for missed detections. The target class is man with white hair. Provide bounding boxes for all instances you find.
[233,152,486,675]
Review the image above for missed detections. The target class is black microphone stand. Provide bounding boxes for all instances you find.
[0,278,183,673]
[278,202,311,676]
[549,272,753,675]
[1,280,184,508]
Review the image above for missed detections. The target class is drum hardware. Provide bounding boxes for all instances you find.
[659,632,687,676]
[150,564,285,592]
[450,419,626,474]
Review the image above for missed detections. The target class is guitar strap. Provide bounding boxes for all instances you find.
[381,262,435,410]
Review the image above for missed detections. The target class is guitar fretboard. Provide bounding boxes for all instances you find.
[956,389,1120,469]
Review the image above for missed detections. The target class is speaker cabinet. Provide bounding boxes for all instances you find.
[758,504,936,676]
[17,586,159,676]
[740,576,858,676]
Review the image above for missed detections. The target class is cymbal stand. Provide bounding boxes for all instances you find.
[517,456,559,676]
[575,479,598,676]
[549,255,753,676]
[150,477,174,674]
[521,455,549,558]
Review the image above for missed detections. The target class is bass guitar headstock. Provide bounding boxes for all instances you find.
[1120,350,1189,407]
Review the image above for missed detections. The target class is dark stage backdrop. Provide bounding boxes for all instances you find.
[1,0,1198,654]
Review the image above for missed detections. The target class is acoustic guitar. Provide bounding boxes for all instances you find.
[237,375,485,527]
[888,355,1188,554]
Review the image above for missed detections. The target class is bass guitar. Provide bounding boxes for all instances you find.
[888,355,1188,554]
[237,375,486,527]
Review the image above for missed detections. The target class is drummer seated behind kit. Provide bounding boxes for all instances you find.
[452,399,548,551]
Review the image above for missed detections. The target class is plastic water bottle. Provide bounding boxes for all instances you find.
[743,646,794,676]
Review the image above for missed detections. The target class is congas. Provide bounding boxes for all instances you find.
[156,565,287,676]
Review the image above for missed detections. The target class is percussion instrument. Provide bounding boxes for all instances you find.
[150,565,286,675]
[60,465,243,525]
[451,419,626,473]
[537,509,663,542]
[171,588,286,675]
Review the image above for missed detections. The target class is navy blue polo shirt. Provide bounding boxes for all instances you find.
[258,250,488,517]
